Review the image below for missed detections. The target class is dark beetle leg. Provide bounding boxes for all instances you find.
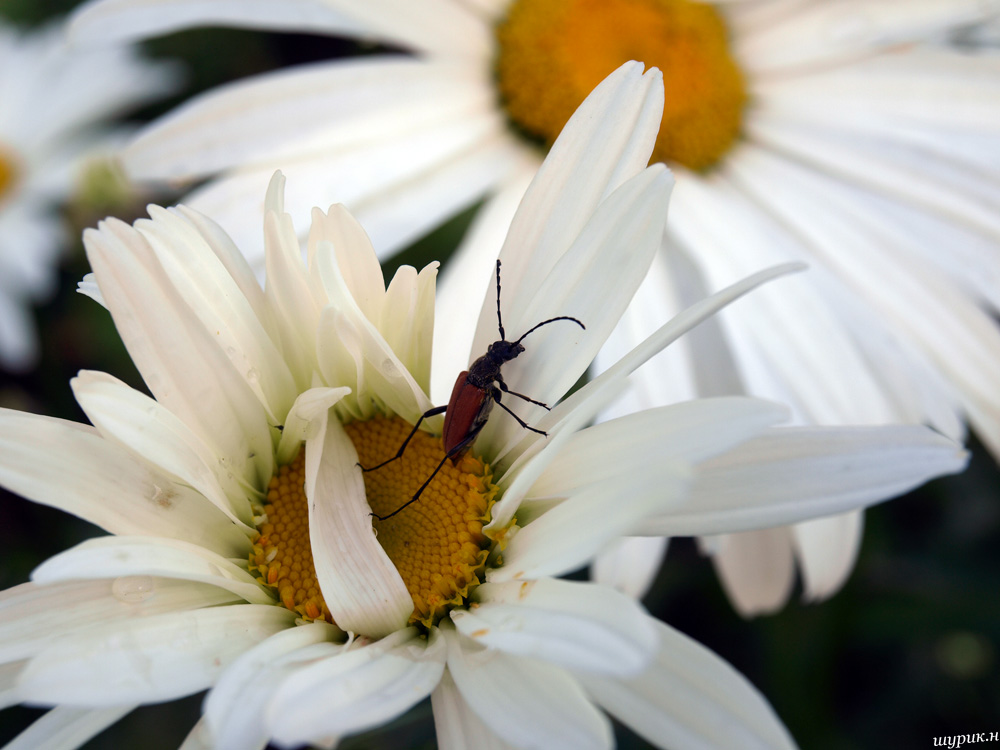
[372,421,485,521]
[496,374,550,410]
[358,404,447,472]
[492,386,547,436]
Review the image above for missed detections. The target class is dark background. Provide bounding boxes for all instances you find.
[1,2,997,748]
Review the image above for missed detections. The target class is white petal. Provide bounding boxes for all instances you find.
[736,0,994,74]
[72,370,256,526]
[442,625,613,750]
[471,62,664,357]
[0,579,240,665]
[205,622,342,750]
[431,669,521,750]
[791,512,864,603]
[275,386,351,464]
[710,529,797,618]
[646,426,968,536]
[17,605,295,706]
[31,536,273,605]
[70,0,491,55]
[267,628,445,746]
[305,411,412,637]
[83,218,273,489]
[0,409,250,558]
[123,58,494,181]
[3,705,134,750]
[452,578,657,676]
[474,165,675,458]
[543,264,805,449]
[591,536,669,601]
[581,618,796,749]
[135,204,299,421]
[314,236,434,423]
[527,398,789,499]
[433,167,537,403]
[490,467,690,583]
[187,108,511,262]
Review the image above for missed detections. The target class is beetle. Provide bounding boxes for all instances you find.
[362,259,585,520]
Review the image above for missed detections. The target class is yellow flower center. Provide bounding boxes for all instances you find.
[250,453,334,623]
[0,146,19,203]
[496,0,747,170]
[346,415,498,627]
[250,416,498,629]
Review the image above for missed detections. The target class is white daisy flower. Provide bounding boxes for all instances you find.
[69,0,1000,614]
[0,18,179,370]
[0,65,966,750]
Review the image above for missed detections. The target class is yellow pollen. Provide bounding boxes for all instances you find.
[496,0,747,170]
[0,146,19,203]
[345,415,498,628]
[249,453,334,624]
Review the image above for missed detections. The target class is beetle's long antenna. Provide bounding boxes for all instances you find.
[514,315,585,345]
[495,259,505,340]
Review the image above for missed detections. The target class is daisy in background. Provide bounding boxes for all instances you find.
[0,65,967,750]
[0,18,179,371]
[68,0,1000,616]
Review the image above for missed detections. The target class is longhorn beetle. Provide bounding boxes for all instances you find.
[361,259,585,520]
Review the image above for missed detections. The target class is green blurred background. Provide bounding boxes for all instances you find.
[0,1,997,748]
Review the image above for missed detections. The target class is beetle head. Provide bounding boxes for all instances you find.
[487,339,525,363]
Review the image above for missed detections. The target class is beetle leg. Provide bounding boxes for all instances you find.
[496,374,550,410]
[358,404,448,472]
[491,385,548,436]
[372,423,483,521]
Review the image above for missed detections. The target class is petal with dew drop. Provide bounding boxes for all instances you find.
[0,579,240,665]
[31,536,274,606]
[16,605,296,706]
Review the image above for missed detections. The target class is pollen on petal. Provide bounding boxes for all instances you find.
[496,0,747,170]
[345,415,498,627]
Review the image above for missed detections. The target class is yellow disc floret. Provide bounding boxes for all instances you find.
[496,0,747,170]
[250,452,334,623]
[345,415,498,628]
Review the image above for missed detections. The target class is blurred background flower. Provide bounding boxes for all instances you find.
[0,1,998,748]
[69,0,1000,619]
[0,14,179,369]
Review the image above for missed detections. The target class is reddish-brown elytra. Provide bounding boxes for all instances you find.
[361,259,585,520]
